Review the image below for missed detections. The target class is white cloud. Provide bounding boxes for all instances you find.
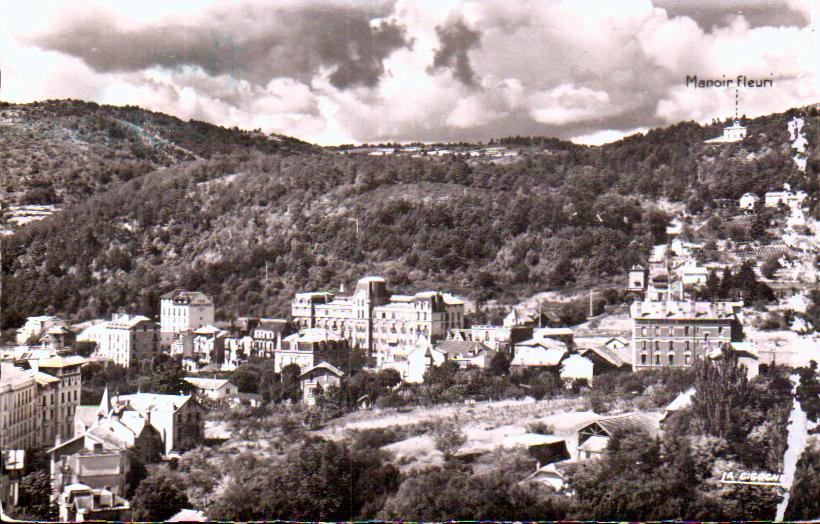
[1,0,817,144]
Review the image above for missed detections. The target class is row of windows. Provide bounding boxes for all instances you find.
[640,353,693,366]
[639,325,726,337]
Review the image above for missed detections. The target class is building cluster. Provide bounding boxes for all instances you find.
[625,218,749,371]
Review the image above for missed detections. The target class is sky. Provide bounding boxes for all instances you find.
[0,0,817,145]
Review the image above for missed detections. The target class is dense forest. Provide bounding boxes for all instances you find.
[1,100,818,325]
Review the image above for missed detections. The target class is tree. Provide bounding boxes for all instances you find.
[690,352,750,440]
[784,444,820,520]
[208,436,386,521]
[705,270,720,299]
[761,255,781,279]
[14,470,57,521]
[488,351,512,376]
[130,468,190,522]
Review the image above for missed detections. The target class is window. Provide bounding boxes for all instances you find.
[684,326,690,336]
[641,354,647,365]
[654,341,659,351]
[642,341,647,350]
[668,354,674,365]
[654,326,660,336]
[685,354,691,365]
[668,341,673,351]
[641,327,647,336]
[718,326,724,336]
[655,354,660,365]
[685,341,690,351]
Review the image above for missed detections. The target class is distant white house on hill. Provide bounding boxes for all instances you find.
[704,121,747,144]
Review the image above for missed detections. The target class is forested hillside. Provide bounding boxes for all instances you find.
[2,101,817,326]
[0,99,321,205]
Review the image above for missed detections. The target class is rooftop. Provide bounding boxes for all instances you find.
[184,377,232,391]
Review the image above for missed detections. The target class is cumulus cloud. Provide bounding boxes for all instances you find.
[430,20,481,86]
[1,0,817,145]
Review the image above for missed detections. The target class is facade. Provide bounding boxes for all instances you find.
[631,300,742,370]
[299,362,344,406]
[159,290,215,348]
[35,355,85,442]
[0,363,38,449]
[679,261,709,286]
[627,264,646,292]
[292,276,464,364]
[32,368,60,447]
[251,319,288,358]
[739,192,759,211]
[77,314,159,368]
[276,328,347,373]
[765,187,808,209]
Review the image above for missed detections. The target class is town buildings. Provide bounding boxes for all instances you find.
[446,325,532,352]
[111,393,204,455]
[292,276,464,364]
[276,328,348,373]
[159,290,215,348]
[631,299,743,370]
[16,316,69,345]
[77,314,159,368]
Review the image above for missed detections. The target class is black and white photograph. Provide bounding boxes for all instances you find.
[0,0,818,522]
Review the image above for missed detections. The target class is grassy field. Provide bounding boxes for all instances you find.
[318,396,662,472]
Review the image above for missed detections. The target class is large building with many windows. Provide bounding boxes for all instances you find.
[631,299,743,370]
[77,314,159,368]
[0,363,38,449]
[292,276,465,364]
[159,290,215,348]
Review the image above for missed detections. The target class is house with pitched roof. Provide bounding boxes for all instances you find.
[184,377,238,401]
[576,413,659,460]
[299,362,344,406]
[512,336,568,369]
[436,340,496,369]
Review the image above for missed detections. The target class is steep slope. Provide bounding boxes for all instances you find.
[2,104,817,326]
[0,99,322,207]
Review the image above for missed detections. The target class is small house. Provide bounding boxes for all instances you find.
[299,362,344,406]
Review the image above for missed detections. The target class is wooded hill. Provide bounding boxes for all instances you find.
[1,100,817,326]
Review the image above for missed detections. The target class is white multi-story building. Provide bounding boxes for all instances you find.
[0,363,38,449]
[292,276,465,365]
[159,290,215,348]
[77,314,159,368]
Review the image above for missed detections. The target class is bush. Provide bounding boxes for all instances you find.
[526,421,556,434]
